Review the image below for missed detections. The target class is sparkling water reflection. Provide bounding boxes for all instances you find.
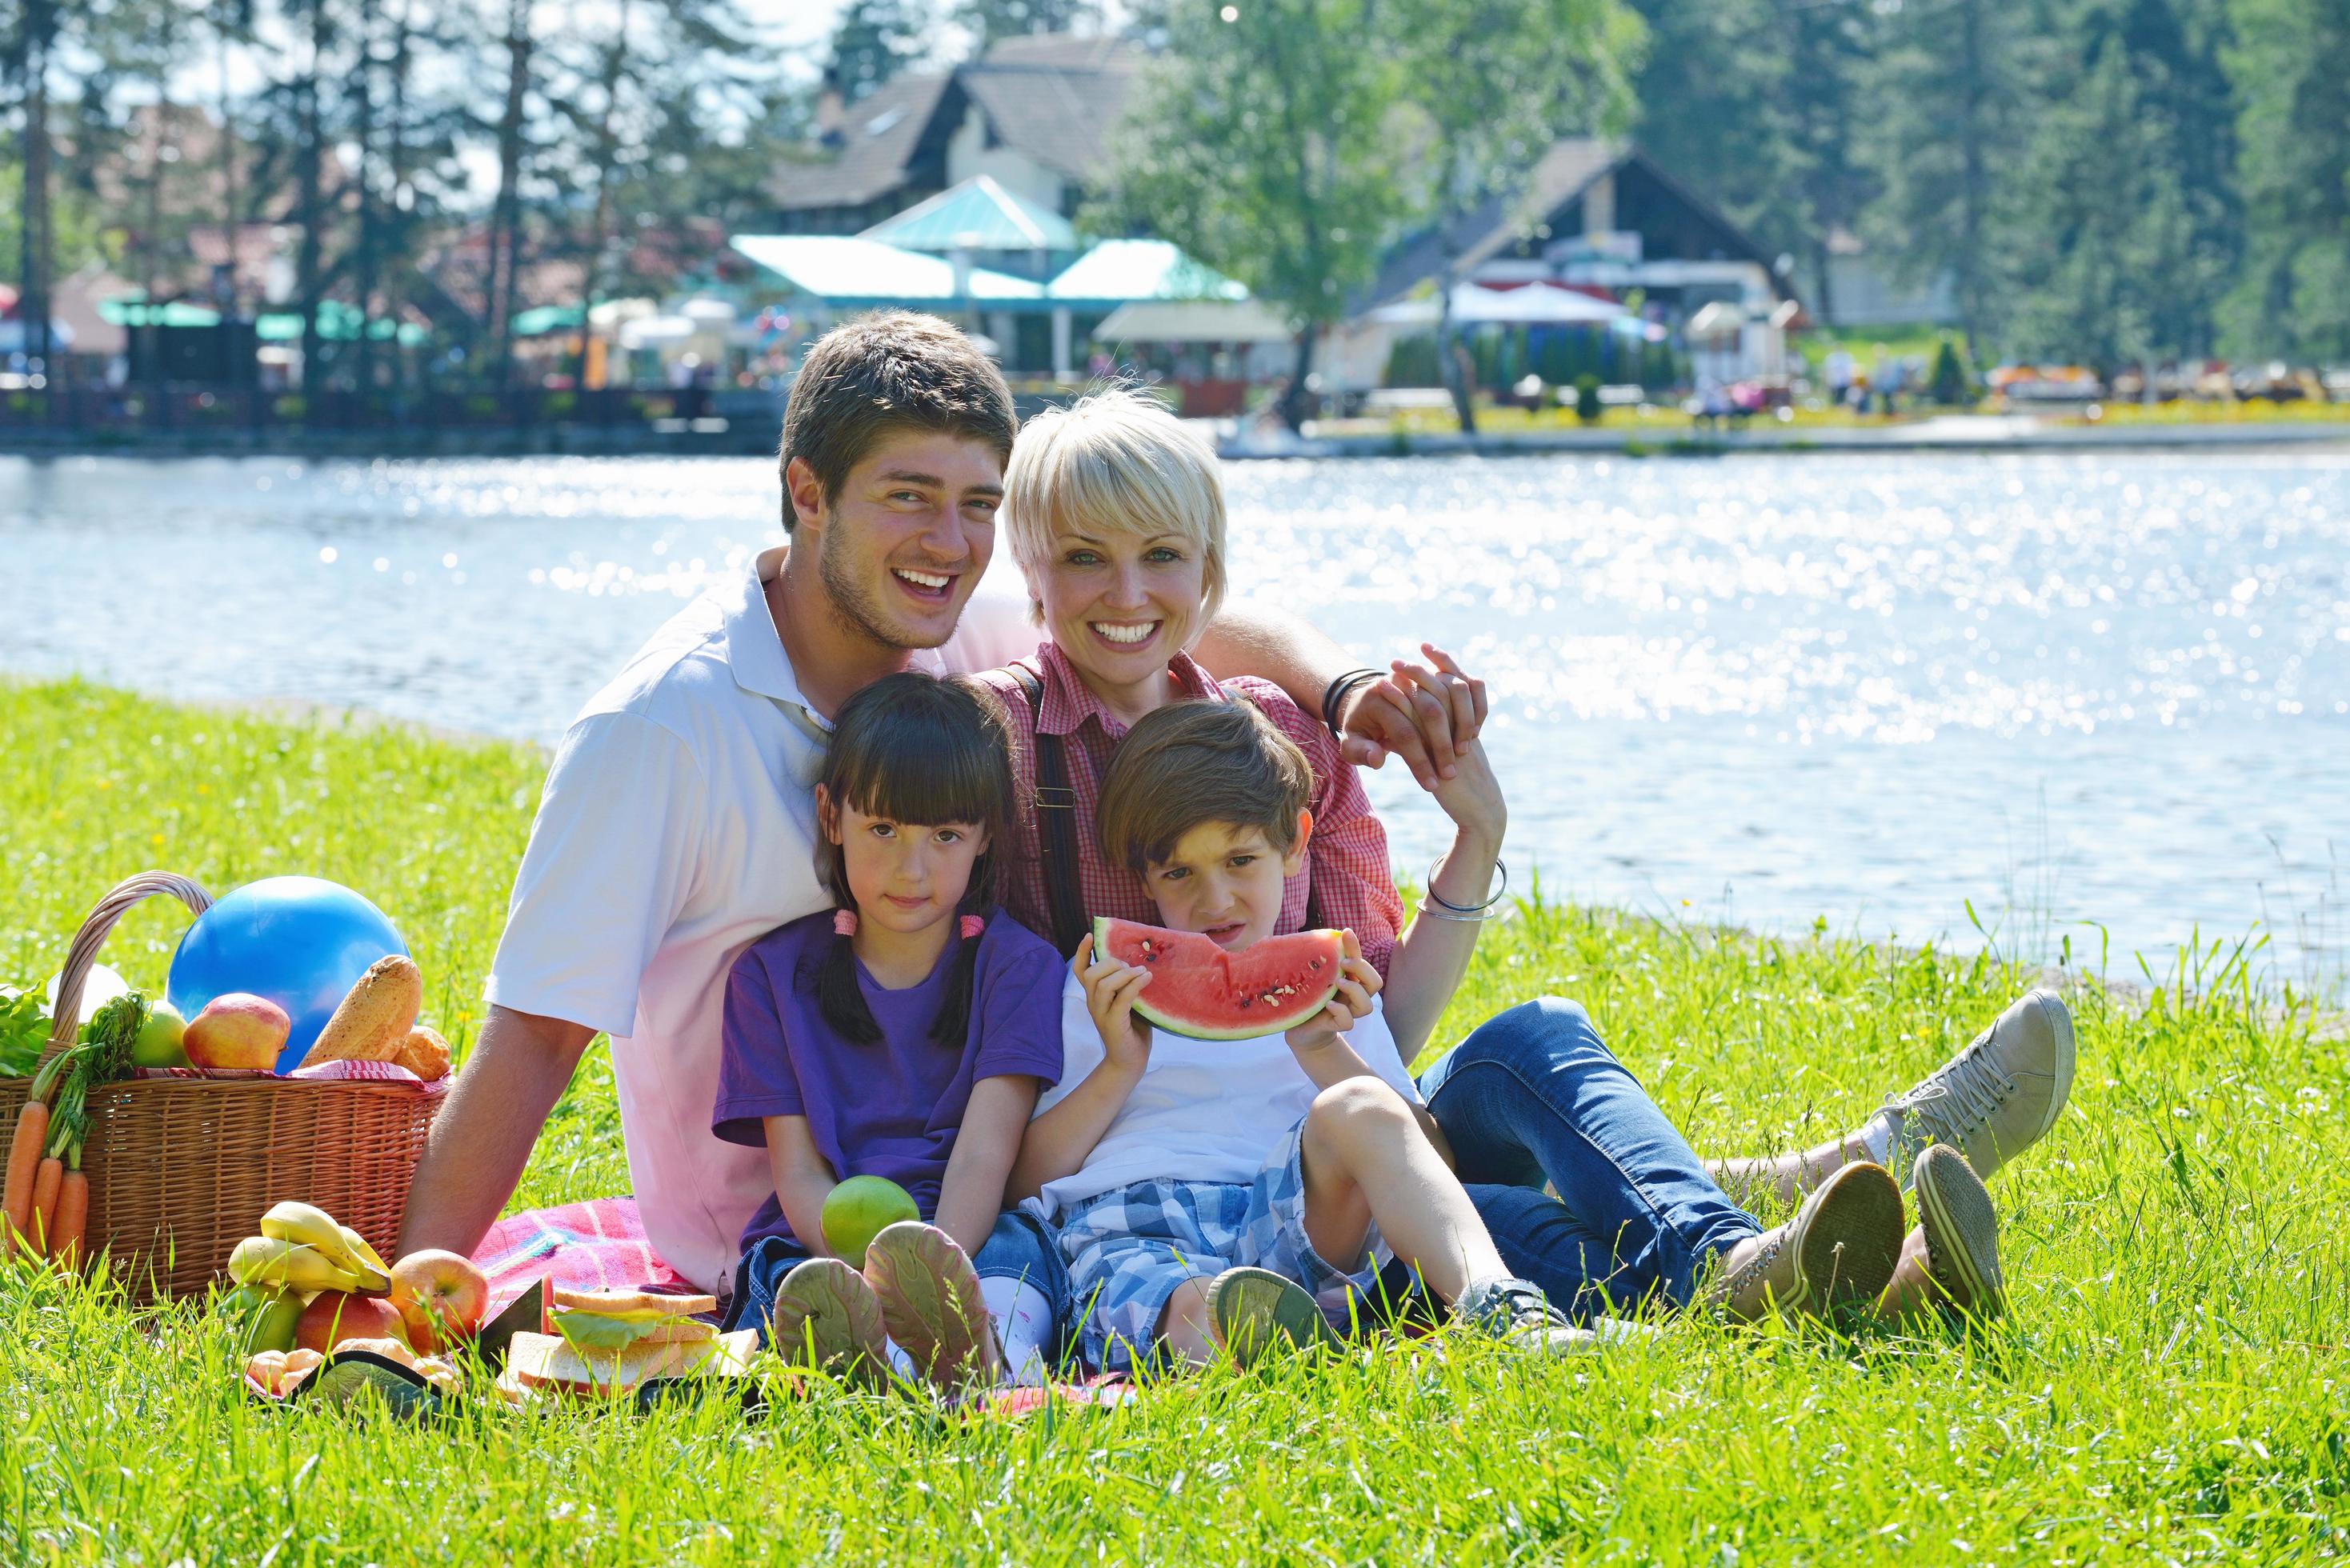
[6,450,2344,987]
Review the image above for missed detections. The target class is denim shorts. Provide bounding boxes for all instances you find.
[1056,1118,1387,1373]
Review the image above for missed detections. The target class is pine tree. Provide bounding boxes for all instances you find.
[828,0,933,103]
[1855,0,2042,360]
[2223,0,2350,362]
[955,0,1099,47]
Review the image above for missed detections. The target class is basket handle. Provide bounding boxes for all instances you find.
[45,871,216,1062]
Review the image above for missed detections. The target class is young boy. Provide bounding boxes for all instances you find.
[1007,698,1611,1371]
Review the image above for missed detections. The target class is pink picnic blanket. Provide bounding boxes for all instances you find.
[470,1196,691,1318]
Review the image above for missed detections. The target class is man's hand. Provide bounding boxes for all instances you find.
[1338,642,1490,790]
[1073,933,1153,1075]
[1283,930,1381,1057]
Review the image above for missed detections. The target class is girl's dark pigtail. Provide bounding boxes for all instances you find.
[928,912,987,1048]
[815,926,883,1046]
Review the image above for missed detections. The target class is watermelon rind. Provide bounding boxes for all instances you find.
[1093,916,1343,1042]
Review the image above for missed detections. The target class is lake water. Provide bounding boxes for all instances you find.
[6,450,2345,990]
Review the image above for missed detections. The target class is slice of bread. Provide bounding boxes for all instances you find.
[505,1330,753,1398]
[546,1285,719,1318]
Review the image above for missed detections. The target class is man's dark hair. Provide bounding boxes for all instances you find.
[778,310,1018,532]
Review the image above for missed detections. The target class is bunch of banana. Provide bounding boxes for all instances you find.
[225,1202,393,1294]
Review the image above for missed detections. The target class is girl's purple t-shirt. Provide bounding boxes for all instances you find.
[712,911,1066,1255]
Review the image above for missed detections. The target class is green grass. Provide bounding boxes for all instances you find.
[4,677,2347,1563]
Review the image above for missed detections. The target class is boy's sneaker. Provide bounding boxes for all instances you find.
[1910,1142,2004,1318]
[1872,989,2076,1186]
[1700,1160,1905,1320]
[768,1258,891,1384]
[862,1221,1003,1390]
[1451,1277,1657,1356]
[1207,1266,1343,1367]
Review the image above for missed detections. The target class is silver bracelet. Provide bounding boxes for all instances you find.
[1424,855,1508,915]
[1415,900,1486,924]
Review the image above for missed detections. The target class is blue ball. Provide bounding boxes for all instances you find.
[166,877,409,1073]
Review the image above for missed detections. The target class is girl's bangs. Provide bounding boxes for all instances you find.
[831,705,1004,829]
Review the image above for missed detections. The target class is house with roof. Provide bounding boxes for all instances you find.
[1330,138,1801,394]
[767,35,1137,234]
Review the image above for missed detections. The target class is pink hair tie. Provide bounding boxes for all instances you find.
[959,914,986,940]
[833,910,859,936]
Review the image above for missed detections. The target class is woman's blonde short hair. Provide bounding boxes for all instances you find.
[1001,385,1228,634]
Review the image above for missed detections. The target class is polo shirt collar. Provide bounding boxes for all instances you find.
[723,544,815,712]
[1033,641,1220,738]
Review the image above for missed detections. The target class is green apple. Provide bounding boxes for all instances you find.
[820,1175,920,1269]
[130,1000,188,1068]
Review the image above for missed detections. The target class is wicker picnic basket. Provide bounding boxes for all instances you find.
[0,870,442,1302]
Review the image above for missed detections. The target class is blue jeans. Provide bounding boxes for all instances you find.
[1415,997,1759,1318]
[723,1209,1074,1347]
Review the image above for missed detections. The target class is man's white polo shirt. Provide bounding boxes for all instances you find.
[485,544,1036,1293]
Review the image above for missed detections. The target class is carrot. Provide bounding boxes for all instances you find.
[2,1099,50,1258]
[50,1160,88,1273]
[27,1155,63,1259]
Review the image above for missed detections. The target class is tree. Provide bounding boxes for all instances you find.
[956,0,1098,46]
[1102,0,1411,430]
[2007,0,2239,370]
[827,0,932,103]
[1388,0,1643,432]
[2222,0,2350,362]
[1855,0,2042,362]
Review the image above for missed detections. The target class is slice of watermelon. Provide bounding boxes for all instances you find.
[1092,917,1347,1041]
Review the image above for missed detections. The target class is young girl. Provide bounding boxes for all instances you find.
[711,671,1069,1390]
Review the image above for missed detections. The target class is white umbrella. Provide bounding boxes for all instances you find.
[1368,282,1627,327]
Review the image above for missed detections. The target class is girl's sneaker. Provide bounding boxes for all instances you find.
[768,1257,891,1384]
[1206,1266,1343,1366]
[1700,1159,1906,1320]
[1451,1277,1659,1354]
[862,1220,1004,1390]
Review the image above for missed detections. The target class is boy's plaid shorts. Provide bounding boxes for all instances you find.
[1055,1117,1387,1373]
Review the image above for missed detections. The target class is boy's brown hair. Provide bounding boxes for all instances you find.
[778,310,1018,532]
[1097,699,1313,873]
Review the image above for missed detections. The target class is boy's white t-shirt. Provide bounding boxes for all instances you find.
[484,545,1036,1295]
[1027,968,1426,1220]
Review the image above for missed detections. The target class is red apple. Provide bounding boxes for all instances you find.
[387,1249,489,1351]
[183,994,290,1071]
[294,1290,410,1354]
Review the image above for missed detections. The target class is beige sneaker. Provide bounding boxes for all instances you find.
[1701,1161,1906,1320]
[1912,1142,2004,1318]
[1877,989,2075,1185]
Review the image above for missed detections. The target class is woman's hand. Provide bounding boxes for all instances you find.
[1073,933,1153,1076]
[1338,642,1489,789]
[1283,930,1381,1056]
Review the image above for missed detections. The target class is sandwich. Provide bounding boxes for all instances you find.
[500,1286,751,1399]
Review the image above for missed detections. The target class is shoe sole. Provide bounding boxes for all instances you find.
[769,1258,889,1380]
[1791,1162,1905,1312]
[862,1221,1000,1390]
[1207,1266,1341,1367]
[1913,1144,2004,1318]
[2020,989,2077,1150]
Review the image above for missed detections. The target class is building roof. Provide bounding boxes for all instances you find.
[955,36,1138,186]
[774,73,959,212]
[728,234,1044,303]
[1360,138,1782,310]
[771,34,1137,215]
[1046,239,1247,305]
[859,175,1076,252]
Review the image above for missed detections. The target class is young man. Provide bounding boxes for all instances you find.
[393,311,1480,1297]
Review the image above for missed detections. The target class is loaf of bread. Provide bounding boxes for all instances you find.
[390,1025,451,1082]
[300,955,422,1067]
